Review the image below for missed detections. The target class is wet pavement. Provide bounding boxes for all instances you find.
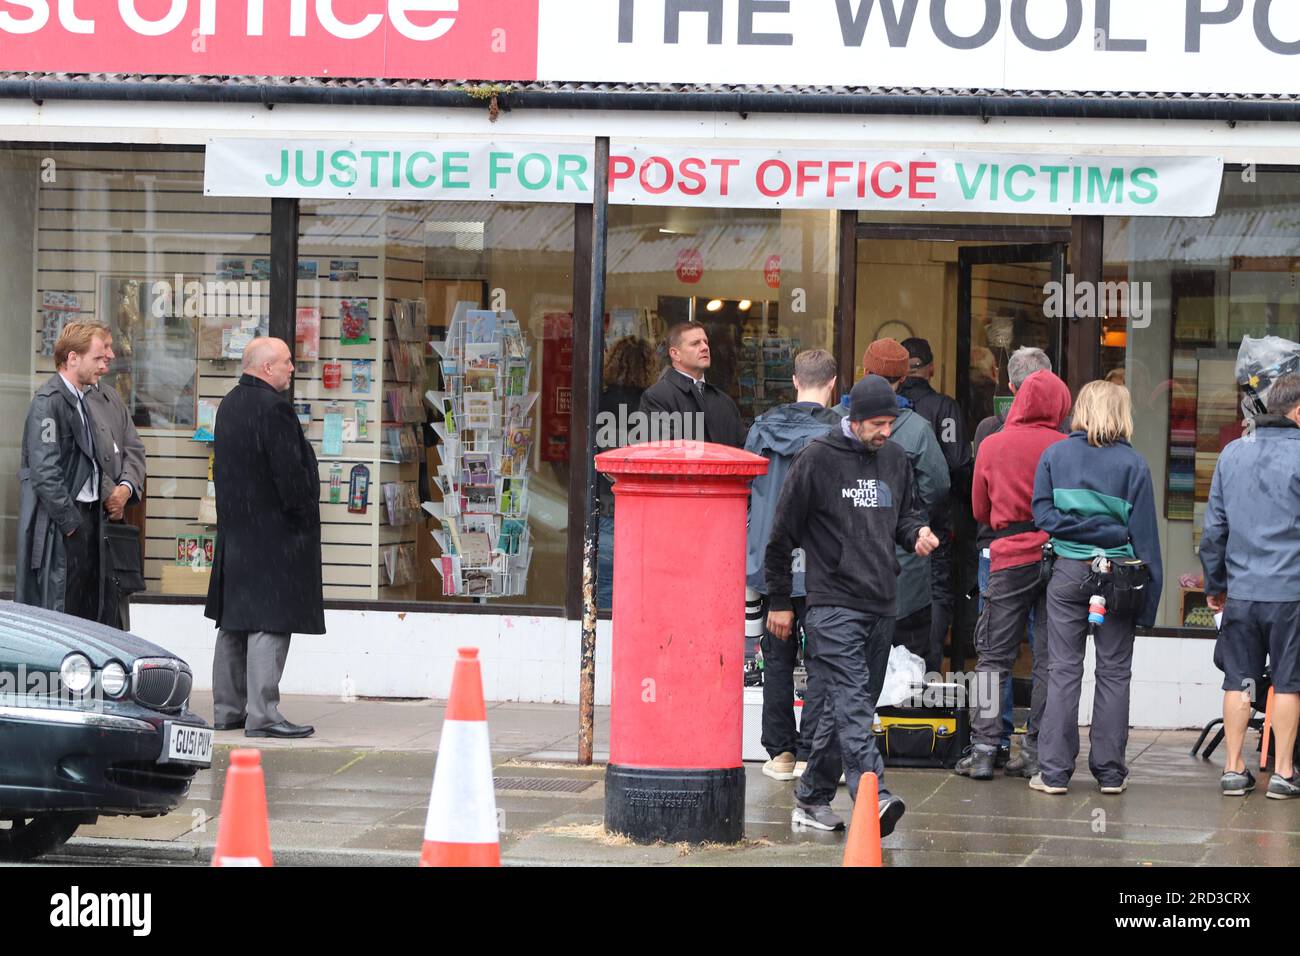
[47,692,1300,867]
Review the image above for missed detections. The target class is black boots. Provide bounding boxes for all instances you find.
[954,747,997,780]
[1005,739,1039,778]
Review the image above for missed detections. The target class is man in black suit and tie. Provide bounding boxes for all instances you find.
[16,323,112,622]
[638,321,745,447]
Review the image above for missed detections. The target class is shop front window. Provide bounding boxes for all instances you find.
[605,206,839,428]
[1106,169,1300,629]
[596,205,838,607]
[297,199,573,608]
[0,146,271,597]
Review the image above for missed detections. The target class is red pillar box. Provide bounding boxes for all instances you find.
[594,441,768,844]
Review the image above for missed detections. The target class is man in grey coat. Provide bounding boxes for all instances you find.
[87,327,147,631]
[16,323,111,622]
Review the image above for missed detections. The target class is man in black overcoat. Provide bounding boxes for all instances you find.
[205,336,323,738]
[638,321,745,447]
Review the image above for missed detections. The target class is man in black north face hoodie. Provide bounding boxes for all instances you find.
[765,375,939,836]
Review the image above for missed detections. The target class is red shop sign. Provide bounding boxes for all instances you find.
[675,248,704,285]
[764,255,781,289]
[0,0,539,82]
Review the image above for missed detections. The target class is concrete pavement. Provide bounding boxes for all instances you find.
[46,691,1300,867]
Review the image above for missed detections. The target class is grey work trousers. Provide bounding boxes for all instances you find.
[971,561,1049,751]
[794,605,891,807]
[213,629,291,730]
[1037,559,1136,789]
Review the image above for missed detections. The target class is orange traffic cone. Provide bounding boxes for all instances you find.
[1262,686,1276,770]
[420,647,501,867]
[843,771,883,868]
[212,749,273,867]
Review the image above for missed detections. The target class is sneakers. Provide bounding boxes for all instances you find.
[792,761,806,779]
[763,751,796,781]
[1266,771,1300,800]
[1099,779,1128,795]
[954,747,997,780]
[792,800,845,831]
[995,744,1011,769]
[1220,767,1256,796]
[1028,773,1068,794]
[878,794,906,838]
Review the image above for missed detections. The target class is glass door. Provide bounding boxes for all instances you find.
[957,243,1068,441]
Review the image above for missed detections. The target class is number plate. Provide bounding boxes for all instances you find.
[160,721,214,766]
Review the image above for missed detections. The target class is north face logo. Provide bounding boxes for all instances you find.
[842,479,891,509]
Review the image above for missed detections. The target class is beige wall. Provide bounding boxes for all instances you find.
[854,239,959,394]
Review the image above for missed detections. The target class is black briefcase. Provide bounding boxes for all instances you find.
[104,521,146,595]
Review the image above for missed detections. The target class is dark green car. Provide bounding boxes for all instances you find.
[0,601,212,861]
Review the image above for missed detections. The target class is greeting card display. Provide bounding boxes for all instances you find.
[382,480,422,528]
[389,298,427,343]
[425,304,537,598]
[381,544,418,586]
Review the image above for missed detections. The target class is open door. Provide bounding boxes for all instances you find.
[957,243,1068,440]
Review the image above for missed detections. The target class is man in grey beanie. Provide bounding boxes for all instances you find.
[765,375,940,836]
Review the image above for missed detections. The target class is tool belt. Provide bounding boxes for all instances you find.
[1084,556,1150,620]
[989,521,1056,594]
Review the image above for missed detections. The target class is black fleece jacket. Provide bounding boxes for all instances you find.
[764,426,928,616]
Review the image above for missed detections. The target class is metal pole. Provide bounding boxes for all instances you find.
[579,137,609,766]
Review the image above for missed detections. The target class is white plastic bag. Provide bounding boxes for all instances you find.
[877,644,926,708]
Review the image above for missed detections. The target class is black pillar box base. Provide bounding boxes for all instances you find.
[605,765,745,845]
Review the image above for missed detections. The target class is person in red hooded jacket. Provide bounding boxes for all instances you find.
[955,369,1072,781]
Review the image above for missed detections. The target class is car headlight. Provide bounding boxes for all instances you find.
[60,653,93,695]
[101,661,128,698]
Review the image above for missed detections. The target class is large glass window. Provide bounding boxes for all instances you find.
[1106,169,1300,629]
[297,199,573,608]
[606,206,839,427]
[0,148,572,609]
[1,146,271,598]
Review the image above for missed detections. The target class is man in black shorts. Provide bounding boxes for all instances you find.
[1201,372,1300,798]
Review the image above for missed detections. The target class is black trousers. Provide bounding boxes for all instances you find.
[794,606,891,806]
[759,596,822,761]
[63,501,101,623]
[927,537,955,674]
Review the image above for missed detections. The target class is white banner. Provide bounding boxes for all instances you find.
[609,147,1223,216]
[537,0,1300,96]
[204,139,597,203]
[206,140,1224,216]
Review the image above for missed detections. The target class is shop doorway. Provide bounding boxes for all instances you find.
[853,219,1072,674]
